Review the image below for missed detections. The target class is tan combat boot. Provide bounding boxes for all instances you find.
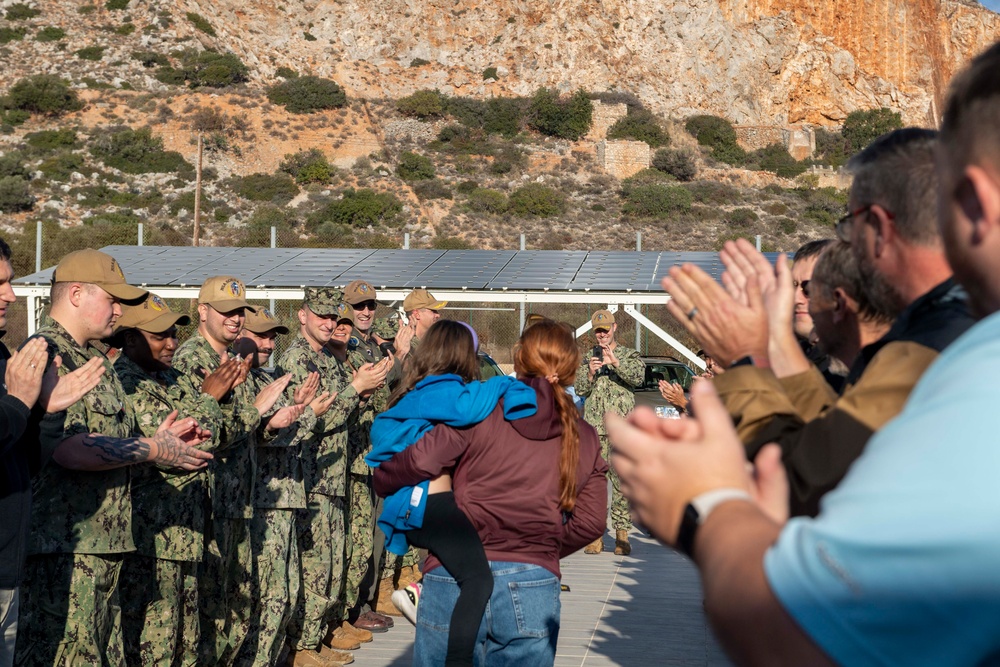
[323,630,360,652]
[318,644,354,665]
[584,536,603,554]
[336,621,373,643]
[614,530,631,556]
[287,648,332,667]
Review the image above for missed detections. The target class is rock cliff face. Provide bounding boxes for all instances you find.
[178,0,1000,125]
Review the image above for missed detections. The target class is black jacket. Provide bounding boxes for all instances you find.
[0,338,35,588]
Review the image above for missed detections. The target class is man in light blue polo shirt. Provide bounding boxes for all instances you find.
[606,40,1000,666]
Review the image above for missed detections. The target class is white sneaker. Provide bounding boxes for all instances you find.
[391,582,421,626]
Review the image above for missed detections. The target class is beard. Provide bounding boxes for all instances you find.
[854,245,907,320]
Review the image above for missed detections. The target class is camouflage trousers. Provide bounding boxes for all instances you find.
[380,545,421,580]
[289,494,346,651]
[235,509,300,667]
[198,516,252,667]
[600,434,632,531]
[121,554,199,667]
[344,473,379,613]
[15,553,126,667]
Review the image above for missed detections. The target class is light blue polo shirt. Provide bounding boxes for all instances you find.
[765,310,1000,666]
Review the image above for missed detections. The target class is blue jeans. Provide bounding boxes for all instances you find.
[415,562,561,667]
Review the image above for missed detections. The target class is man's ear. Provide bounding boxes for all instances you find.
[197,303,209,324]
[870,204,896,258]
[962,165,1000,245]
[831,287,851,323]
[298,307,307,327]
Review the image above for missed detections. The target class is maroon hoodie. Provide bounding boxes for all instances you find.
[373,377,608,578]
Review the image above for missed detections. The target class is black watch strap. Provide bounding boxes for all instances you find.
[730,356,754,369]
[676,503,700,558]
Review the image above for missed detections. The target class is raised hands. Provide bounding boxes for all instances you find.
[351,360,389,395]
[253,373,292,415]
[7,337,50,408]
[293,371,321,406]
[152,409,214,471]
[39,355,106,414]
[201,353,246,401]
[309,391,338,417]
[265,403,307,431]
[658,380,688,412]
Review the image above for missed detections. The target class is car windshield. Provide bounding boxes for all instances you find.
[643,362,695,391]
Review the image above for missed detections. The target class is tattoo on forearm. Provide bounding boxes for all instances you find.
[81,435,151,464]
[151,431,186,467]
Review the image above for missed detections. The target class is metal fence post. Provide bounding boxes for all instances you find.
[35,220,42,272]
[403,233,410,249]
[756,235,762,251]
[519,234,526,333]
[635,231,642,349]
[138,223,144,246]
[270,227,277,315]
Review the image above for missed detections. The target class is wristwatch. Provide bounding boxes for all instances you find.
[676,488,752,558]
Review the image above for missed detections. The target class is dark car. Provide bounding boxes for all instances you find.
[633,357,698,412]
[479,352,505,379]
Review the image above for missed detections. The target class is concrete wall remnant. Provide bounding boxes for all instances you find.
[588,101,628,140]
[597,139,650,179]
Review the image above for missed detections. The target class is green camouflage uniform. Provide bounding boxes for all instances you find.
[173,333,261,666]
[236,367,317,667]
[574,343,644,531]
[16,318,138,667]
[344,332,401,613]
[114,353,225,667]
[278,335,359,650]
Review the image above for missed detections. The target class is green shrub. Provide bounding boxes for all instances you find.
[686,180,741,205]
[620,168,676,194]
[70,184,137,207]
[106,0,129,9]
[26,128,77,151]
[777,217,797,234]
[528,88,592,140]
[396,89,446,119]
[154,66,186,86]
[456,180,478,194]
[432,235,472,249]
[651,148,697,181]
[39,150,85,181]
[5,4,41,20]
[303,31,316,41]
[279,148,333,184]
[714,232,775,252]
[0,27,27,44]
[114,23,135,36]
[607,108,669,147]
[413,179,452,201]
[409,57,430,67]
[621,184,693,217]
[267,75,346,113]
[482,67,498,80]
[0,155,28,180]
[35,26,66,42]
[90,127,192,175]
[307,188,403,228]
[131,50,169,68]
[396,151,435,181]
[590,203,606,212]
[725,207,759,227]
[232,172,299,203]
[186,12,216,36]
[749,143,807,178]
[481,97,523,138]
[842,108,902,154]
[275,66,298,79]
[0,109,30,126]
[85,211,143,226]
[814,128,850,168]
[796,185,847,228]
[75,46,105,61]
[685,114,746,165]
[157,50,249,88]
[2,75,83,115]
[509,183,566,217]
[0,176,33,212]
[467,188,508,214]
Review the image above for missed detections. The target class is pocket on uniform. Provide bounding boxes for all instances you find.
[508,576,560,638]
[85,391,124,416]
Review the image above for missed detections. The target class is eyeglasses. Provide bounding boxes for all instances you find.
[792,279,810,296]
[835,205,895,243]
[594,328,610,335]
[354,300,377,312]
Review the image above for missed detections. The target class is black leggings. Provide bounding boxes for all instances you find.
[407,491,493,667]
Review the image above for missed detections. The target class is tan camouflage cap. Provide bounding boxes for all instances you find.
[243,306,289,335]
[52,248,148,304]
[115,292,190,334]
[370,316,399,339]
[343,279,379,305]
[304,287,343,317]
[403,288,447,312]
[591,309,615,329]
[198,276,256,313]
[335,302,355,325]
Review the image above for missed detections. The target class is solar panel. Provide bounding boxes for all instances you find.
[338,250,445,287]
[570,251,662,291]
[254,248,375,287]
[410,250,516,289]
[487,251,588,290]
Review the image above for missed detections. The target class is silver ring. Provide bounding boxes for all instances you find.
[29,363,36,369]
[687,307,699,321]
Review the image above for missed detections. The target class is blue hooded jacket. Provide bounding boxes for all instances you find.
[367,374,537,555]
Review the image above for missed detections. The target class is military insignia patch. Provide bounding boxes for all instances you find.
[149,295,167,311]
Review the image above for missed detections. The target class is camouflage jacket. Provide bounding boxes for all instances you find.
[29,317,138,555]
[173,333,260,519]
[114,353,224,561]
[246,367,315,510]
[277,336,359,497]
[574,344,645,434]
[346,332,397,476]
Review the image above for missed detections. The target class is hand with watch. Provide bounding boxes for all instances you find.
[606,379,789,557]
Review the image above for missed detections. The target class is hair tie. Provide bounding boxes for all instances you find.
[545,373,559,385]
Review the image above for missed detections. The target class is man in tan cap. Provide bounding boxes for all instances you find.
[172,277,291,666]
[573,309,645,556]
[342,281,398,634]
[395,288,446,360]
[17,250,214,667]
[279,290,387,666]
[111,292,230,667]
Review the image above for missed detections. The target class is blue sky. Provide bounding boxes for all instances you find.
[981,0,1000,12]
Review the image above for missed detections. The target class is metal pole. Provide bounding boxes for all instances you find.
[269,227,276,314]
[636,231,642,251]
[35,220,42,272]
[755,234,762,251]
[137,223,143,246]
[519,234,526,332]
[403,233,410,249]
[193,134,203,246]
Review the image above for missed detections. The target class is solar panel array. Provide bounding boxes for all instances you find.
[14,246,786,292]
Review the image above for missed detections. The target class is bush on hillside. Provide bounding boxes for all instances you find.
[509,183,566,217]
[686,180,742,205]
[35,26,66,42]
[606,108,670,147]
[842,108,902,154]
[749,143,807,178]
[651,148,697,181]
[5,4,41,20]
[39,150,85,181]
[0,27,27,44]
[155,51,249,88]
[685,114,746,165]
[396,89,447,119]
[275,66,298,79]
[396,152,435,181]
[231,173,299,204]
[267,75,346,113]
[106,0,130,9]
[0,154,29,180]
[75,46,105,61]
[432,235,472,249]
[186,12,216,36]
[90,127,192,175]
[0,176,34,213]
[413,179,452,201]
[466,188,508,214]
[279,148,333,184]
[26,128,78,151]
[306,189,403,228]
[2,75,83,115]
[813,128,851,168]
[621,183,693,217]
[528,88,592,140]
[131,50,169,68]
[725,207,759,227]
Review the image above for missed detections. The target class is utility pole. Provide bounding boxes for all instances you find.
[193,134,203,246]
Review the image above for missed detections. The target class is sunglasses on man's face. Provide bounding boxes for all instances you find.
[354,300,377,312]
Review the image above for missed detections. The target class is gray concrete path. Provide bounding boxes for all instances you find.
[350,528,733,667]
